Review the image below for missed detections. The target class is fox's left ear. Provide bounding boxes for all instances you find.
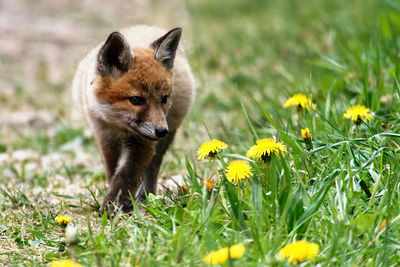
[97,32,135,79]
[150,27,182,71]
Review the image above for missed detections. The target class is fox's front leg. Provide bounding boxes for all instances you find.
[141,130,176,197]
[96,135,121,182]
[100,138,156,213]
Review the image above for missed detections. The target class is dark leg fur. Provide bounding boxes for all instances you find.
[138,130,177,199]
[96,137,121,181]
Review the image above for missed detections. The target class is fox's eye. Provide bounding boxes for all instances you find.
[129,96,145,106]
[161,95,168,104]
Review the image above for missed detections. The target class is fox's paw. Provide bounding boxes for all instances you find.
[99,199,133,216]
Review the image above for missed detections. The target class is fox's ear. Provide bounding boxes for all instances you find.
[150,27,182,71]
[97,32,135,79]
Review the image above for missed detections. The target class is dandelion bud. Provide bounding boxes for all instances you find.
[179,185,188,194]
[203,178,215,191]
[380,220,387,230]
[301,128,313,150]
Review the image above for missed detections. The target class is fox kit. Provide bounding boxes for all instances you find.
[72,26,195,213]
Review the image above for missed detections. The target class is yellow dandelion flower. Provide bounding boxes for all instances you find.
[203,247,229,266]
[50,259,83,267]
[55,215,71,225]
[225,160,252,183]
[343,105,373,125]
[278,240,320,264]
[203,178,215,191]
[229,243,246,259]
[197,139,228,160]
[246,138,287,162]
[283,94,316,111]
[202,243,245,266]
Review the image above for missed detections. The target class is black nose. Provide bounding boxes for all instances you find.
[155,127,168,138]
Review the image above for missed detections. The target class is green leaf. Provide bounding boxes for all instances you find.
[295,169,339,230]
[101,210,107,229]
[224,180,247,230]
[185,155,201,193]
[240,98,259,140]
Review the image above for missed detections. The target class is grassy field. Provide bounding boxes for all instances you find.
[1,0,400,266]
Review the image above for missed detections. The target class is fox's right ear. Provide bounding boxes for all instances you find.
[97,32,135,79]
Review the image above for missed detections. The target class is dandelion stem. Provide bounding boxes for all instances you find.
[306,156,311,186]
[213,157,229,213]
[237,179,241,202]
[297,111,301,136]
[211,158,219,183]
[264,162,271,191]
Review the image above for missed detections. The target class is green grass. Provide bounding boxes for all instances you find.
[1,0,400,266]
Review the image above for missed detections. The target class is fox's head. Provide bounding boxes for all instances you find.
[94,28,182,140]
